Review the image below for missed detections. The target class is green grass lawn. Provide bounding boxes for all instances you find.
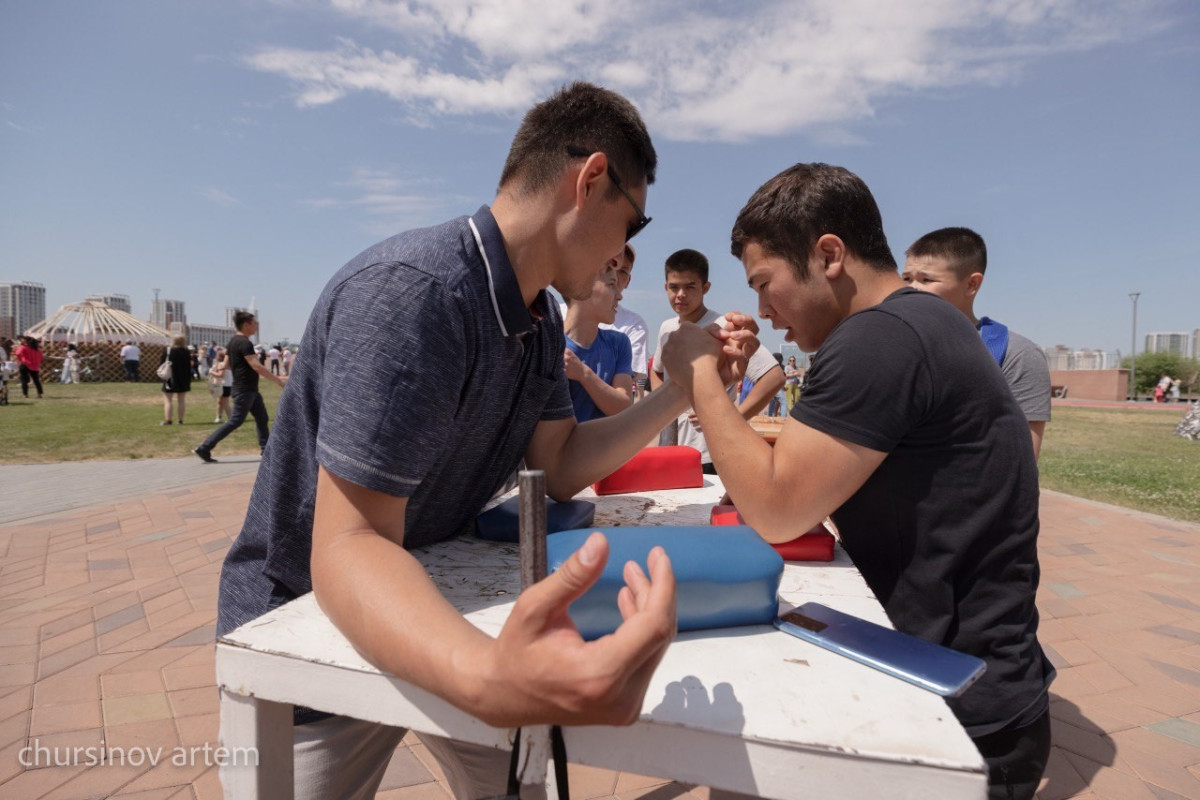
[1,380,284,462]
[1039,405,1200,524]
[3,383,1198,524]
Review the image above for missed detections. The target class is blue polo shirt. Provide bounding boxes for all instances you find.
[217,206,574,637]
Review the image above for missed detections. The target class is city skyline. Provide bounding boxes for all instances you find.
[3,1,1199,354]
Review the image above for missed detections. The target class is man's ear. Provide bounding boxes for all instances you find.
[815,233,846,279]
[702,281,711,295]
[965,272,984,298]
[572,152,609,211]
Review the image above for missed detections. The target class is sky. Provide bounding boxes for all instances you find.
[3,0,1198,358]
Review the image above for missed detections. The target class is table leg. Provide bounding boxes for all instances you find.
[220,690,294,800]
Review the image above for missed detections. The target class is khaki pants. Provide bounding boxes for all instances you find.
[221,710,544,800]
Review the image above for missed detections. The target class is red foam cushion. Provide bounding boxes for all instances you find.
[710,504,836,562]
[592,446,703,495]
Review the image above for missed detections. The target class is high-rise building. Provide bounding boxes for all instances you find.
[151,298,186,330]
[1040,346,1119,370]
[0,281,47,339]
[86,293,132,314]
[1193,329,1199,362]
[1145,332,1189,357]
[188,323,236,349]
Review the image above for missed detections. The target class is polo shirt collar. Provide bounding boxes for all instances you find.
[469,205,535,338]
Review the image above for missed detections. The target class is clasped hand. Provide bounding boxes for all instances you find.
[661,312,760,399]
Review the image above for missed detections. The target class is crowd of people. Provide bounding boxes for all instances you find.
[6,81,1197,800]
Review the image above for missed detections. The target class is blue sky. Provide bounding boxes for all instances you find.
[3,0,1198,357]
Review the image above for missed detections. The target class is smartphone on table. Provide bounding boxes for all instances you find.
[775,602,986,697]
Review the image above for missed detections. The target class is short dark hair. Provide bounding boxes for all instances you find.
[233,310,256,330]
[498,82,657,199]
[731,163,896,279]
[906,227,987,278]
[664,248,709,283]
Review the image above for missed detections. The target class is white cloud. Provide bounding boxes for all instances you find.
[201,187,242,207]
[246,0,1167,141]
[302,167,469,235]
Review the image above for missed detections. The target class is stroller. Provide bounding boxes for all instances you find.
[0,360,14,405]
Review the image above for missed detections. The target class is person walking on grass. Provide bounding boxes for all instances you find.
[160,335,192,425]
[15,336,44,399]
[193,311,285,462]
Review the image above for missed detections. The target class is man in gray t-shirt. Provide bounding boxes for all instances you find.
[903,227,1052,459]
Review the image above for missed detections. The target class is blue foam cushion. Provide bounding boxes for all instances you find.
[547,526,784,640]
[474,497,596,543]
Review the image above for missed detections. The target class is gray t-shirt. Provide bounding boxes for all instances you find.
[1001,330,1051,423]
[217,206,573,637]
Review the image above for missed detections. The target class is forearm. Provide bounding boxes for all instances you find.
[580,368,633,416]
[690,368,800,538]
[249,359,284,384]
[312,529,493,717]
[542,382,689,499]
[649,369,664,391]
[1029,421,1046,461]
[737,367,784,419]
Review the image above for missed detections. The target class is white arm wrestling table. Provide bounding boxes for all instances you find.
[216,478,985,799]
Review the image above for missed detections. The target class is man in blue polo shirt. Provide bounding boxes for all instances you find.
[217,83,722,799]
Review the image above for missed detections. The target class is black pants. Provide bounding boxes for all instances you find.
[19,365,43,397]
[972,709,1052,800]
[199,390,269,452]
[123,360,139,381]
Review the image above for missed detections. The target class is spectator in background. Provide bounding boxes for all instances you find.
[205,342,216,373]
[1170,378,1182,403]
[268,344,282,375]
[210,345,233,423]
[120,340,140,382]
[193,311,285,462]
[600,244,650,398]
[903,227,1052,460]
[783,355,802,414]
[160,335,192,425]
[281,346,294,376]
[1156,374,1171,403]
[15,336,44,399]
[189,345,202,380]
[563,266,634,421]
[61,343,80,385]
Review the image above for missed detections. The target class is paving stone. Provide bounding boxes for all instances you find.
[103,692,173,726]
[378,746,436,790]
[1145,719,1200,749]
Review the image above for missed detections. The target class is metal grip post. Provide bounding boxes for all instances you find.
[518,470,548,590]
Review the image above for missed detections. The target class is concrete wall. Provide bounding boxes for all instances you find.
[1050,369,1130,401]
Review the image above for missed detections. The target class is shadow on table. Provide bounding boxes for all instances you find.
[1040,693,1115,798]
[649,674,755,796]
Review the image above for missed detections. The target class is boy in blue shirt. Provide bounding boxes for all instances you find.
[564,266,635,420]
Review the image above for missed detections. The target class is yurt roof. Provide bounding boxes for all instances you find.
[24,300,172,344]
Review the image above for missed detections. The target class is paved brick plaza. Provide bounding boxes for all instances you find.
[1,457,1199,799]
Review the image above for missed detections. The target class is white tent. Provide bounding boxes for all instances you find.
[24,300,171,345]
